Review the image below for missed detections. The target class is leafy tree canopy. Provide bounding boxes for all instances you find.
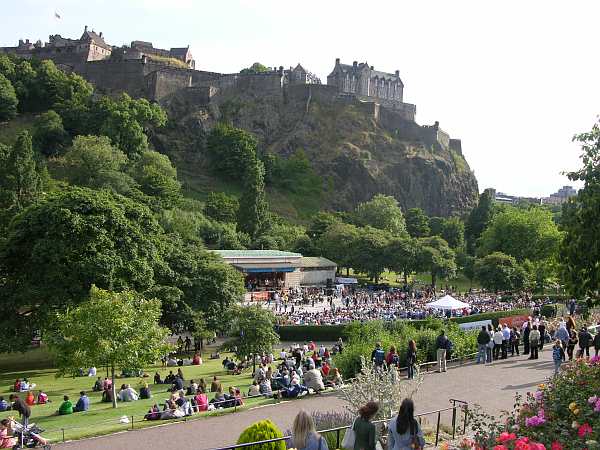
[32,110,69,156]
[405,207,430,238]
[351,226,390,282]
[465,190,495,255]
[204,191,239,223]
[240,62,270,74]
[354,194,406,236]
[0,72,17,120]
[130,150,182,210]
[224,305,279,362]
[207,123,258,178]
[474,252,528,292]
[417,236,456,287]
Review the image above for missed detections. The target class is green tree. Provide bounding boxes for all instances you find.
[0,72,17,120]
[206,123,258,178]
[474,252,528,292]
[240,62,270,74]
[478,206,562,262]
[440,217,465,249]
[417,236,456,288]
[224,305,279,373]
[465,190,495,255]
[318,222,360,275]
[405,208,430,238]
[47,286,171,408]
[204,191,239,223]
[237,159,270,238]
[62,135,136,195]
[307,211,342,239]
[0,54,16,79]
[351,226,390,282]
[560,120,600,301]
[0,188,164,351]
[131,150,182,209]
[385,236,421,285]
[32,110,69,156]
[0,131,42,211]
[354,194,406,235]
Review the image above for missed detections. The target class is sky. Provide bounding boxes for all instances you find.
[2,0,599,197]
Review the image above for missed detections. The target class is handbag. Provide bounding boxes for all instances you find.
[341,418,357,449]
[410,422,422,450]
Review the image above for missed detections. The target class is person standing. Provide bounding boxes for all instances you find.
[8,394,30,428]
[578,326,593,358]
[555,322,570,350]
[435,330,448,373]
[569,299,576,316]
[552,340,565,376]
[486,324,494,363]
[510,327,520,356]
[594,325,600,357]
[388,399,425,450]
[567,330,578,361]
[406,340,417,379]
[493,326,504,360]
[501,324,511,359]
[528,325,540,360]
[476,326,490,364]
[538,320,546,350]
[353,401,379,450]
[523,320,531,355]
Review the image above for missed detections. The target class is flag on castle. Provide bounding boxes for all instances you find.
[54,11,61,20]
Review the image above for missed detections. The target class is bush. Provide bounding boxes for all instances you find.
[540,304,557,318]
[237,419,286,450]
[277,324,347,341]
[0,72,18,120]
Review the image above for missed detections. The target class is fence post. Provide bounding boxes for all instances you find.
[451,405,457,439]
[463,405,468,434]
[62,428,65,442]
[435,411,441,446]
[131,415,134,430]
[336,429,341,449]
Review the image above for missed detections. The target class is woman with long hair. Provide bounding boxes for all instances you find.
[353,401,379,450]
[291,410,328,450]
[388,399,425,450]
[406,340,417,380]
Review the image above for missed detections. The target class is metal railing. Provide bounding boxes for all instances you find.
[209,399,469,450]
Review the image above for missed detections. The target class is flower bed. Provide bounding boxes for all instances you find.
[461,357,600,449]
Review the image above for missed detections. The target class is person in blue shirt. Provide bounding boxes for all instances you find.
[73,391,90,412]
[0,397,8,412]
[388,399,425,450]
[552,340,565,376]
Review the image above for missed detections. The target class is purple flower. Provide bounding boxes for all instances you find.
[588,396,597,405]
[525,415,546,427]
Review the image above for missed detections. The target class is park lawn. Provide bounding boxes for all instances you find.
[0,347,270,443]
[347,269,478,293]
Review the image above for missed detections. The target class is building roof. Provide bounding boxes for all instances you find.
[298,257,337,268]
[81,30,111,50]
[170,47,190,58]
[213,250,302,258]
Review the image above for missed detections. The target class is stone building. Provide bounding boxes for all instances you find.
[327,58,404,102]
[129,40,195,69]
[0,26,111,63]
[288,64,321,85]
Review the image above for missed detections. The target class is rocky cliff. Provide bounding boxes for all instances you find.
[153,84,479,219]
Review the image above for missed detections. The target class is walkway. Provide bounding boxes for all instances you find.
[56,348,554,450]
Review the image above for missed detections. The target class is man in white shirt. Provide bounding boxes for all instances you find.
[493,327,504,360]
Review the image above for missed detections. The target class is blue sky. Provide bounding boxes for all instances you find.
[3,0,600,197]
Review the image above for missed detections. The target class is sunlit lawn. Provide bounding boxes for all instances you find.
[347,270,478,292]
[0,347,271,443]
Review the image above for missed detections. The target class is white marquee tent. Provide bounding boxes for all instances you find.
[425,295,470,311]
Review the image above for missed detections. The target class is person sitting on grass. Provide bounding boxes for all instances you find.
[37,391,48,405]
[0,397,8,412]
[193,387,208,412]
[192,352,202,365]
[176,390,193,416]
[210,376,222,393]
[0,418,17,449]
[278,377,309,399]
[171,375,184,393]
[102,377,112,392]
[92,377,103,392]
[303,367,325,393]
[153,372,162,385]
[144,404,161,421]
[186,379,198,396]
[58,395,73,415]
[139,382,152,399]
[160,393,185,419]
[259,378,272,398]
[73,391,90,412]
[248,381,260,397]
[13,379,21,393]
[210,386,227,408]
[25,391,35,406]
[118,384,139,402]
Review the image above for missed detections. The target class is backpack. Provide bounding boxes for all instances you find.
[391,353,400,366]
[374,349,385,365]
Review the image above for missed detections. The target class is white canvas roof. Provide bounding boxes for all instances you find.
[425,295,470,311]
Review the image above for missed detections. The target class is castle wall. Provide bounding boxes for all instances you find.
[449,139,462,155]
[147,69,192,101]
[74,59,148,97]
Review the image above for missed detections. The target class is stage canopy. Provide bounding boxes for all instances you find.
[425,295,470,311]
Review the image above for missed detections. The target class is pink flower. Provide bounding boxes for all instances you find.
[493,446,509,450]
[525,415,546,427]
[498,432,517,443]
[588,396,598,405]
[534,391,544,402]
[578,422,593,437]
[551,442,563,450]
[529,444,546,450]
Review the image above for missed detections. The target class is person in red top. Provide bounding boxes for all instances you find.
[386,346,398,366]
[13,379,21,393]
[321,361,331,378]
[37,391,48,405]
[25,392,35,406]
[194,387,208,412]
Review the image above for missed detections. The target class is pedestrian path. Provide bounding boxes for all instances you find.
[56,348,554,450]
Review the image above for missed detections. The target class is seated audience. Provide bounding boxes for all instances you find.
[210,376,222,393]
[193,387,208,412]
[102,377,112,392]
[37,391,48,405]
[73,391,90,412]
[140,382,152,399]
[210,386,226,408]
[248,382,260,397]
[304,368,325,392]
[154,372,162,385]
[0,397,8,412]
[118,384,139,402]
[58,395,73,415]
[164,371,176,385]
[192,353,202,365]
[25,391,35,406]
[199,378,207,393]
[92,377,103,392]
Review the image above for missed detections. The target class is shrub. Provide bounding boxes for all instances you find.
[310,411,354,450]
[237,419,286,450]
[540,304,557,318]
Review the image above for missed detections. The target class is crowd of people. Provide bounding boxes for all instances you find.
[268,286,553,326]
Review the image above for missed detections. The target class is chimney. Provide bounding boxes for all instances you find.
[370,66,374,70]
[335,58,340,65]
[395,70,399,77]
[99,32,103,38]
[19,39,24,46]
[84,25,88,32]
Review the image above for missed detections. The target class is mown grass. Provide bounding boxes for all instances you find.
[0,347,269,443]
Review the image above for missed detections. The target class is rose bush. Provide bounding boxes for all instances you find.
[461,357,600,449]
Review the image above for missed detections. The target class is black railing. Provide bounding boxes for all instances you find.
[209,399,469,450]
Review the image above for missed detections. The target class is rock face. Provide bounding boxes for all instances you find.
[156,84,479,218]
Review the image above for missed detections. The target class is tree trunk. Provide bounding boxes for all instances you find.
[252,353,256,376]
[431,272,436,289]
[111,366,117,409]
[346,267,350,276]
[403,271,408,286]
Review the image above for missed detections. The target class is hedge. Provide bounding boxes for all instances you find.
[276,308,531,341]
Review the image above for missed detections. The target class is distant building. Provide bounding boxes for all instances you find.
[484,188,541,205]
[541,185,577,205]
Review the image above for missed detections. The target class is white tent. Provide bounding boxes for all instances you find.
[425,295,470,311]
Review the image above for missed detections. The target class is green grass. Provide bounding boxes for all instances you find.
[0,347,270,443]
[347,269,479,293]
[0,113,37,146]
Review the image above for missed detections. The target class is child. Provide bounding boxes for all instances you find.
[552,340,565,376]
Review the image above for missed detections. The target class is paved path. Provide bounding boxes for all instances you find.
[56,348,554,450]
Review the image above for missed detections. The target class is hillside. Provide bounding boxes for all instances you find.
[153,85,479,220]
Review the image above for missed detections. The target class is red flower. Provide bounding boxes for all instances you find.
[551,442,563,450]
[498,432,517,443]
[493,446,509,450]
[578,423,593,438]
